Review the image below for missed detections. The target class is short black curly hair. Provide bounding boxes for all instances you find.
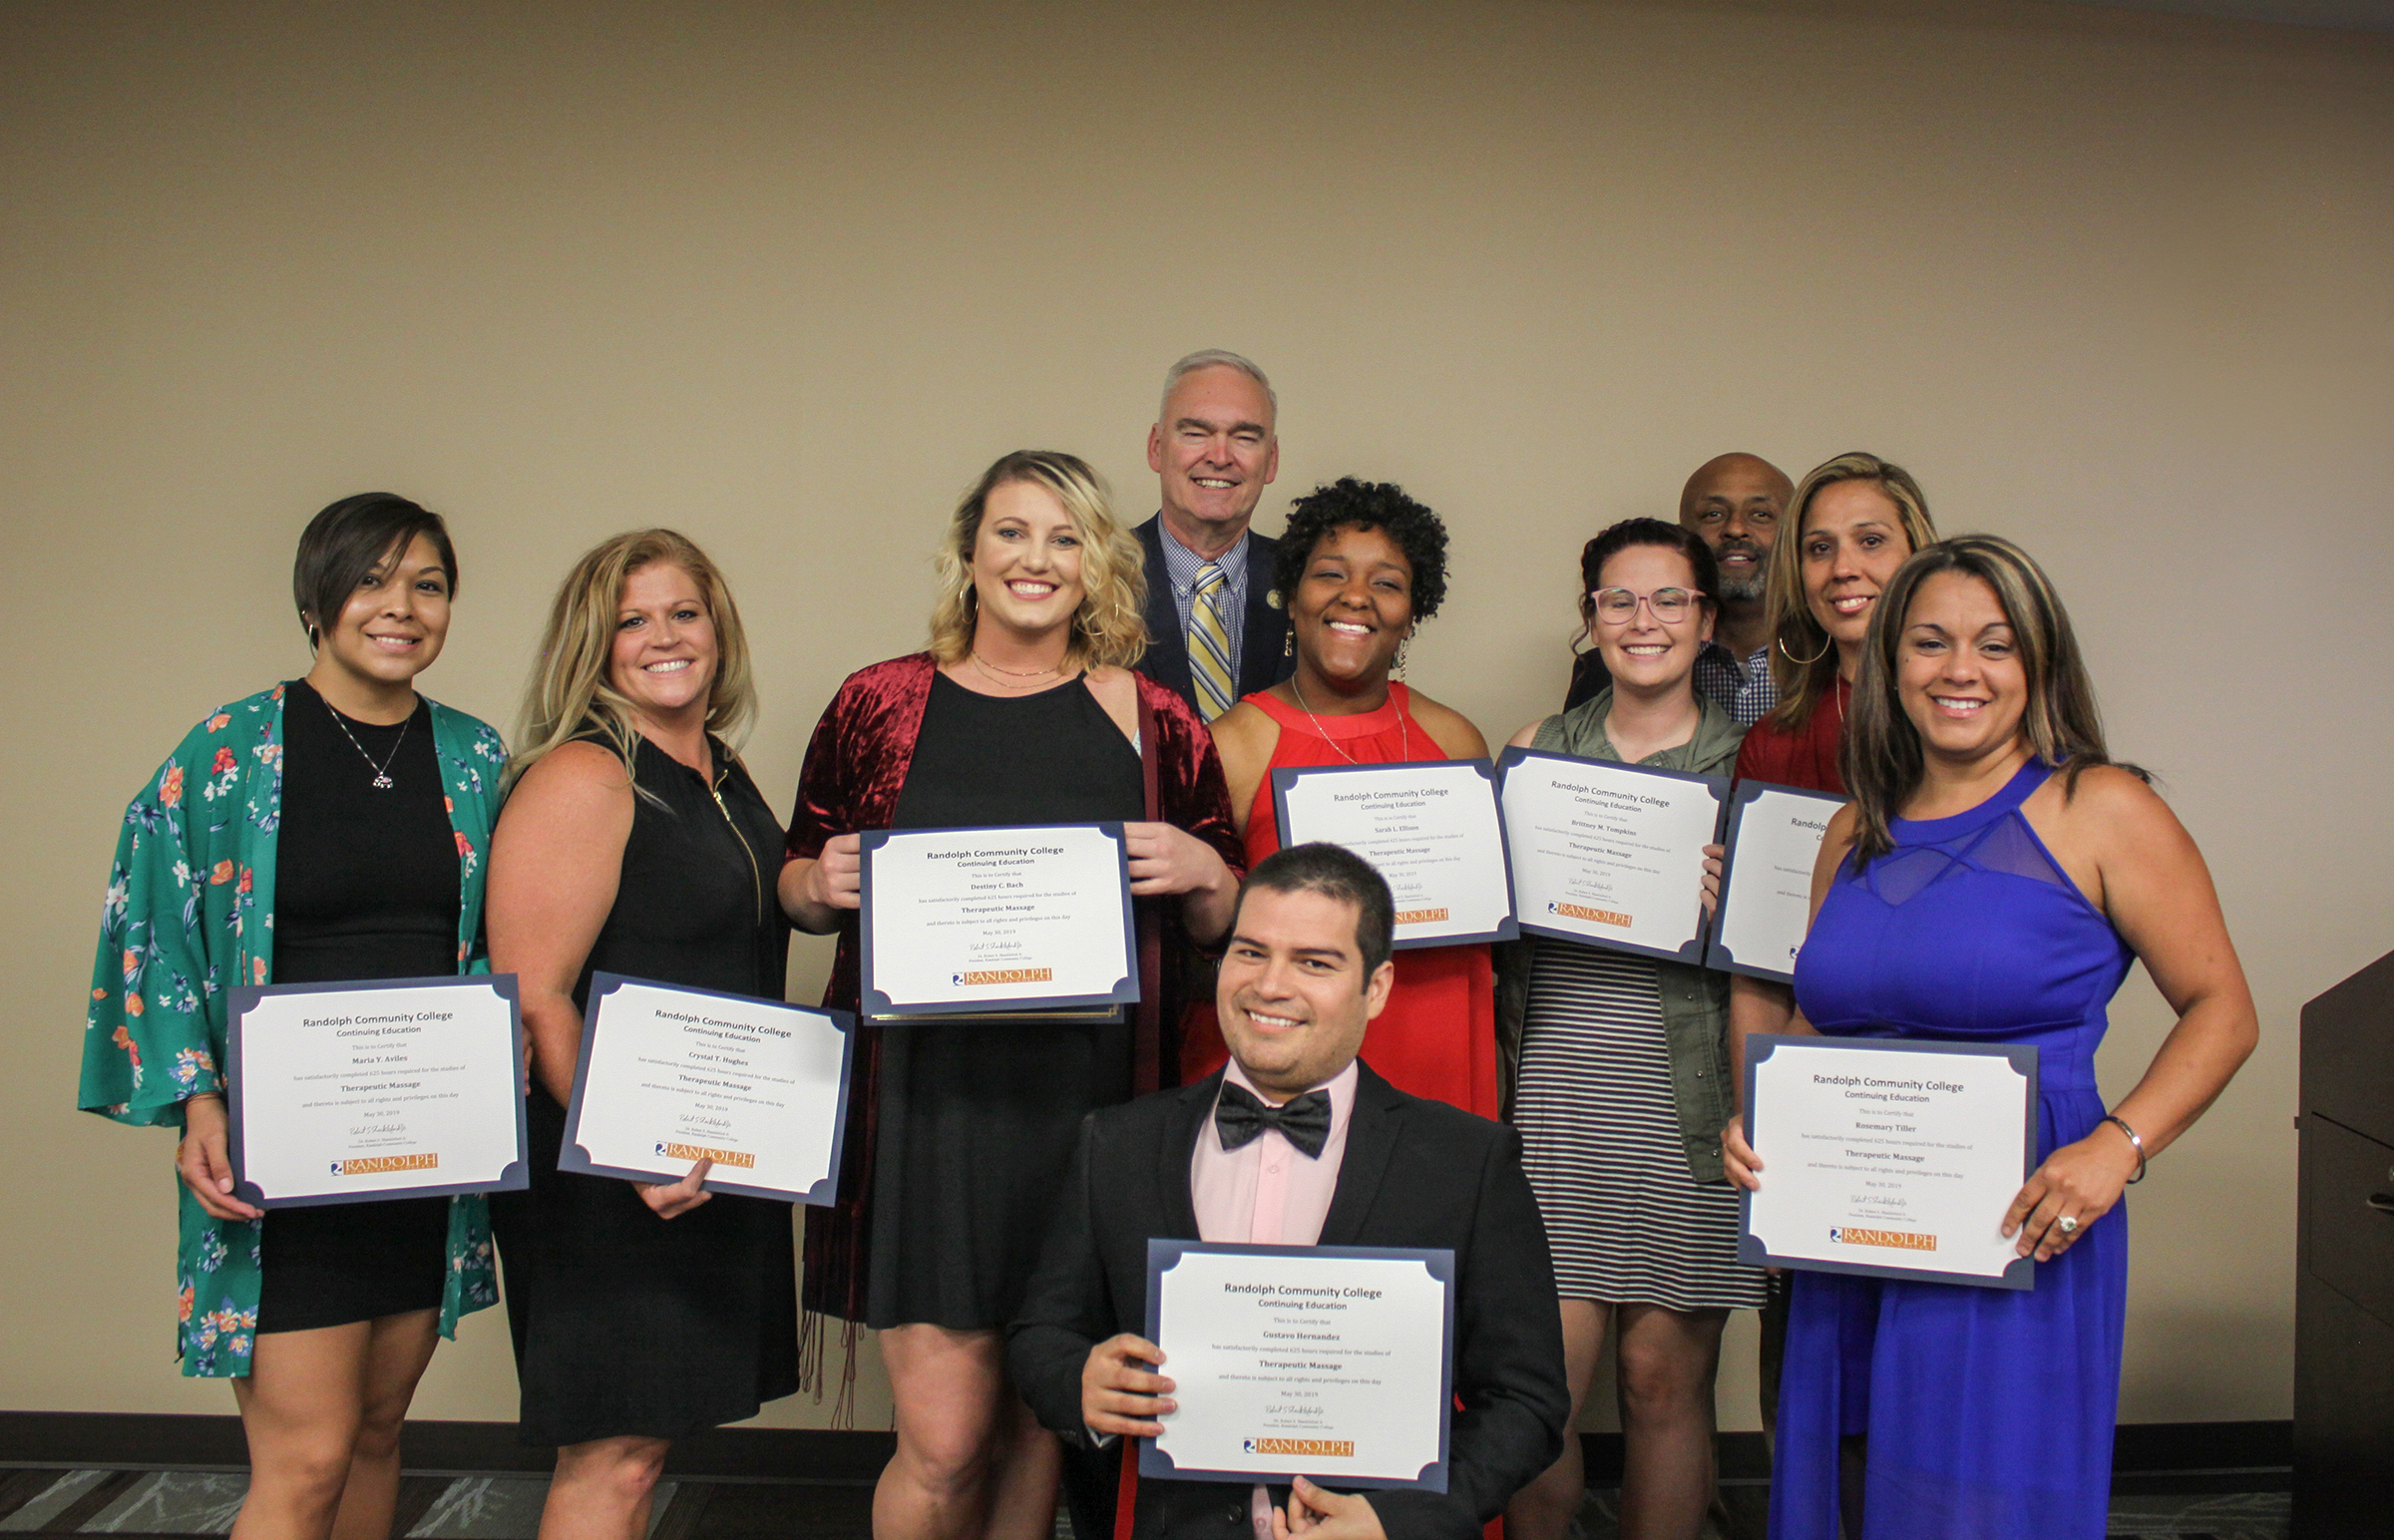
[1272,478,1450,621]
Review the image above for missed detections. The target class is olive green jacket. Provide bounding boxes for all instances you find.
[1496,687,1746,1183]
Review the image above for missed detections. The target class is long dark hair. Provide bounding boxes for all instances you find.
[1762,453,1935,733]
[1842,534,2143,866]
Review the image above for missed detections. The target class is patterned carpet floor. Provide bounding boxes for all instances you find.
[0,1466,2292,1539]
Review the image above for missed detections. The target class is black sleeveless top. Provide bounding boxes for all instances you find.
[892,673,1143,829]
[573,729,789,1010]
[866,672,1145,1331]
[275,677,460,983]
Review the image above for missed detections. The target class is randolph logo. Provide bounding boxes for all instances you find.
[1829,1226,1937,1253]
[1393,907,1449,926]
[1242,1437,1355,1458]
[1550,901,1632,928]
[655,1141,756,1169]
[329,1153,437,1176]
[950,967,1054,986]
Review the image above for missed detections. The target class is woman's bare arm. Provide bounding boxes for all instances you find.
[1208,700,1278,842]
[2001,768,2258,1259]
[487,742,629,1108]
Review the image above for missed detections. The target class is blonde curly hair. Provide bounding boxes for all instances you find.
[927,451,1147,671]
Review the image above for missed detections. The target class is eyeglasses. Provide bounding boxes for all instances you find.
[1589,586,1706,623]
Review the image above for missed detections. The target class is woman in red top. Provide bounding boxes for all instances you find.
[1182,477,1500,1118]
[1733,453,1938,795]
[1728,452,1937,1447]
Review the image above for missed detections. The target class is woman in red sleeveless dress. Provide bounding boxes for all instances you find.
[1181,478,1499,1118]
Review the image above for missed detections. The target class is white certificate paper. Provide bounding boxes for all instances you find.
[860,823,1138,1018]
[557,973,854,1205]
[227,974,527,1208]
[1740,1034,2039,1290]
[1706,781,1846,981]
[1141,1240,1454,1491]
[1498,748,1726,962]
[1272,760,1517,949]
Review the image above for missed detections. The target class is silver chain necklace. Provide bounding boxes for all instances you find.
[323,692,412,789]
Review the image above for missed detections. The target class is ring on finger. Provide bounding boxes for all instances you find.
[2055,1214,2079,1236]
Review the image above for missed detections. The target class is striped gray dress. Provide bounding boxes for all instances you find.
[1514,939,1767,1311]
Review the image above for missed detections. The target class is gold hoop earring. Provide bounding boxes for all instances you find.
[1777,630,1832,667]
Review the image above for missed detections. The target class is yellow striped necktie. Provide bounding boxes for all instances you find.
[1190,561,1237,721]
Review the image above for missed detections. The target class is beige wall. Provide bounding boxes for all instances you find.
[5,0,2388,1435]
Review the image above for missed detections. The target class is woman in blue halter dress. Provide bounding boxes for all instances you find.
[1726,536,2257,1539]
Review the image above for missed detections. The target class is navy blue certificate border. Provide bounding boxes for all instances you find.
[858,822,1140,1019]
[556,971,855,1206]
[1270,759,1519,951]
[1495,746,1728,964]
[1739,1033,2040,1291]
[1140,1238,1454,1493]
[226,972,529,1209]
[1703,778,1848,982]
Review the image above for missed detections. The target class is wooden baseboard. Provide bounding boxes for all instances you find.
[0,1410,2291,1486]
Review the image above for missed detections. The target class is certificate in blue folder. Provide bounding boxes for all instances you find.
[1140,1239,1454,1491]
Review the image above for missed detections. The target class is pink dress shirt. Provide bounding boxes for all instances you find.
[1186,1058,1361,1538]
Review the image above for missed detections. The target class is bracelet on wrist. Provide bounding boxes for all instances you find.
[2102,1113,2148,1184]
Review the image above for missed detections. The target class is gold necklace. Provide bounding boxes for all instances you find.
[1289,675,1418,764]
[970,651,1071,690]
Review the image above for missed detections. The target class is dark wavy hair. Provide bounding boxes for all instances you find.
[1575,518,1720,626]
[1842,534,2145,867]
[1272,478,1449,621]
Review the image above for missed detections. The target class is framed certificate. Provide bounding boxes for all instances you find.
[1740,1033,2040,1290]
[860,823,1139,1020]
[1271,759,1518,949]
[1140,1239,1454,1492]
[1705,780,1846,982]
[556,973,854,1205]
[1497,747,1727,962]
[226,973,528,1208]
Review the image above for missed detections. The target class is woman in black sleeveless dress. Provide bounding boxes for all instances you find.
[487,530,793,1540]
[783,452,1243,1540]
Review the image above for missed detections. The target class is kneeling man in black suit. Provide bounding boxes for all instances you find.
[1009,843,1568,1540]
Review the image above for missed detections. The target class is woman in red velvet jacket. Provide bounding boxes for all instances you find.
[778,451,1243,1540]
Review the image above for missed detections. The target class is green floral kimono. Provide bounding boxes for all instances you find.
[80,682,510,1376]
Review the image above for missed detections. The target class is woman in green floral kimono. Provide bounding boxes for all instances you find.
[80,494,509,1540]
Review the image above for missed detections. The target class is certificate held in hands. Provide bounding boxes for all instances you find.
[860,823,1138,1019]
[557,973,853,1204]
[227,974,528,1208]
[1142,1240,1455,1491]
[1498,747,1726,962]
[1740,1033,2040,1290]
[1706,779,1846,982]
[1271,759,1517,949]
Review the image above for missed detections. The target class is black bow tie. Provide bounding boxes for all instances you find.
[1214,1082,1332,1159]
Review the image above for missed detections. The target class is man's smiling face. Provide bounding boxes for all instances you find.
[1148,363,1279,543]
[1215,884,1393,1099]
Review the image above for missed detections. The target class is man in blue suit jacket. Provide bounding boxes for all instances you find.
[1134,350,1294,719]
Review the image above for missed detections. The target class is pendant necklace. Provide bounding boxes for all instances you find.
[1290,674,1417,764]
[324,693,413,789]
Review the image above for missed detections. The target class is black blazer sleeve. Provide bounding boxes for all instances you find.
[1371,1122,1569,1540]
[1008,1113,1116,1449]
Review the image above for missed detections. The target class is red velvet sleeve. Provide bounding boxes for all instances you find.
[782,654,935,864]
[1138,676,1245,879]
